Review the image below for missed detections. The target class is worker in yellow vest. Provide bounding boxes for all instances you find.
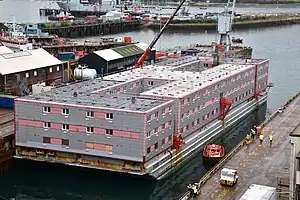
[269,133,273,146]
[251,128,256,140]
[259,134,264,145]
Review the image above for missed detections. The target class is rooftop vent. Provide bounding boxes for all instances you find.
[131,97,136,104]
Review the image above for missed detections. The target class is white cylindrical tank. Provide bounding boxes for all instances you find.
[74,66,97,80]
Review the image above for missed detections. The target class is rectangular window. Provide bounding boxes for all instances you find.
[105,113,113,119]
[62,108,69,115]
[147,131,151,138]
[86,127,94,133]
[25,72,29,78]
[162,123,166,129]
[43,106,51,113]
[57,66,60,71]
[154,127,158,133]
[43,122,51,128]
[154,143,158,149]
[147,147,151,154]
[86,111,94,118]
[162,108,166,115]
[34,71,37,76]
[43,137,50,143]
[106,129,113,135]
[162,138,165,145]
[192,121,195,127]
[155,112,159,118]
[49,67,52,73]
[62,139,69,146]
[148,81,154,86]
[62,124,69,130]
[197,118,200,124]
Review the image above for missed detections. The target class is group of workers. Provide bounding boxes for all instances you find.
[187,183,200,198]
[246,126,273,146]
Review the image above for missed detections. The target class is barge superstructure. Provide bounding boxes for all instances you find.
[14,56,269,179]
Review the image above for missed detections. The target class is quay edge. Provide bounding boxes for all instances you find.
[179,91,300,200]
[146,16,300,30]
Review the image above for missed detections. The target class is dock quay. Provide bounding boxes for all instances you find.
[162,44,253,59]
[147,15,300,30]
[180,92,300,200]
[39,20,142,38]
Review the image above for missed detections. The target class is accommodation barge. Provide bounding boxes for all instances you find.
[14,56,269,179]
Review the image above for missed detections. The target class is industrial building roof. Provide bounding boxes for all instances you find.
[0,48,62,75]
[0,46,13,54]
[21,78,171,112]
[92,42,149,62]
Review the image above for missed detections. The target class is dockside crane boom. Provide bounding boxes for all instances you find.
[134,0,186,68]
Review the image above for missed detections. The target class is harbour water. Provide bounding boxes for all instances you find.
[1,1,300,199]
[2,0,300,23]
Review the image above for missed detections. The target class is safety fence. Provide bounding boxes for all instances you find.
[179,91,300,200]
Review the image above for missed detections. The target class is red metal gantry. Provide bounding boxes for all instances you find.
[172,134,186,150]
[219,97,233,120]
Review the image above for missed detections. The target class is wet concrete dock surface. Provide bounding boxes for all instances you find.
[196,96,300,200]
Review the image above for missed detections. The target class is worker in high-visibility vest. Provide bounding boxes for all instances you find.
[259,134,264,145]
[256,126,262,136]
[269,133,273,146]
[251,128,256,140]
[246,134,251,145]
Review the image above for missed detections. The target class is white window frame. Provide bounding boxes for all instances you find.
[86,111,94,118]
[62,108,69,115]
[43,106,50,113]
[86,127,94,133]
[56,66,60,71]
[43,122,51,128]
[147,131,151,138]
[62,124,69,131]
[34,71,37,76]
[106,129,113,135]
[105,113,113,119]
[49,67,52,73]
[148,81,154,86]
[25,72,29,78]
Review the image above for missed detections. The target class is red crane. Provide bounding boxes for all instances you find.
[134,0,187,68]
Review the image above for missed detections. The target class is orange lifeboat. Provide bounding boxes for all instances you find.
[203,144,225,161]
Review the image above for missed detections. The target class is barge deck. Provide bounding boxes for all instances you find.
[181,92,300,200]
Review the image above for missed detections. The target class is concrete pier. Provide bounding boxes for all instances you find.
[179,92,300,200]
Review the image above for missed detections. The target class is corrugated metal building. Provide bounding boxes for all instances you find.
[0,48,64,96]
[78,42,156,75]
